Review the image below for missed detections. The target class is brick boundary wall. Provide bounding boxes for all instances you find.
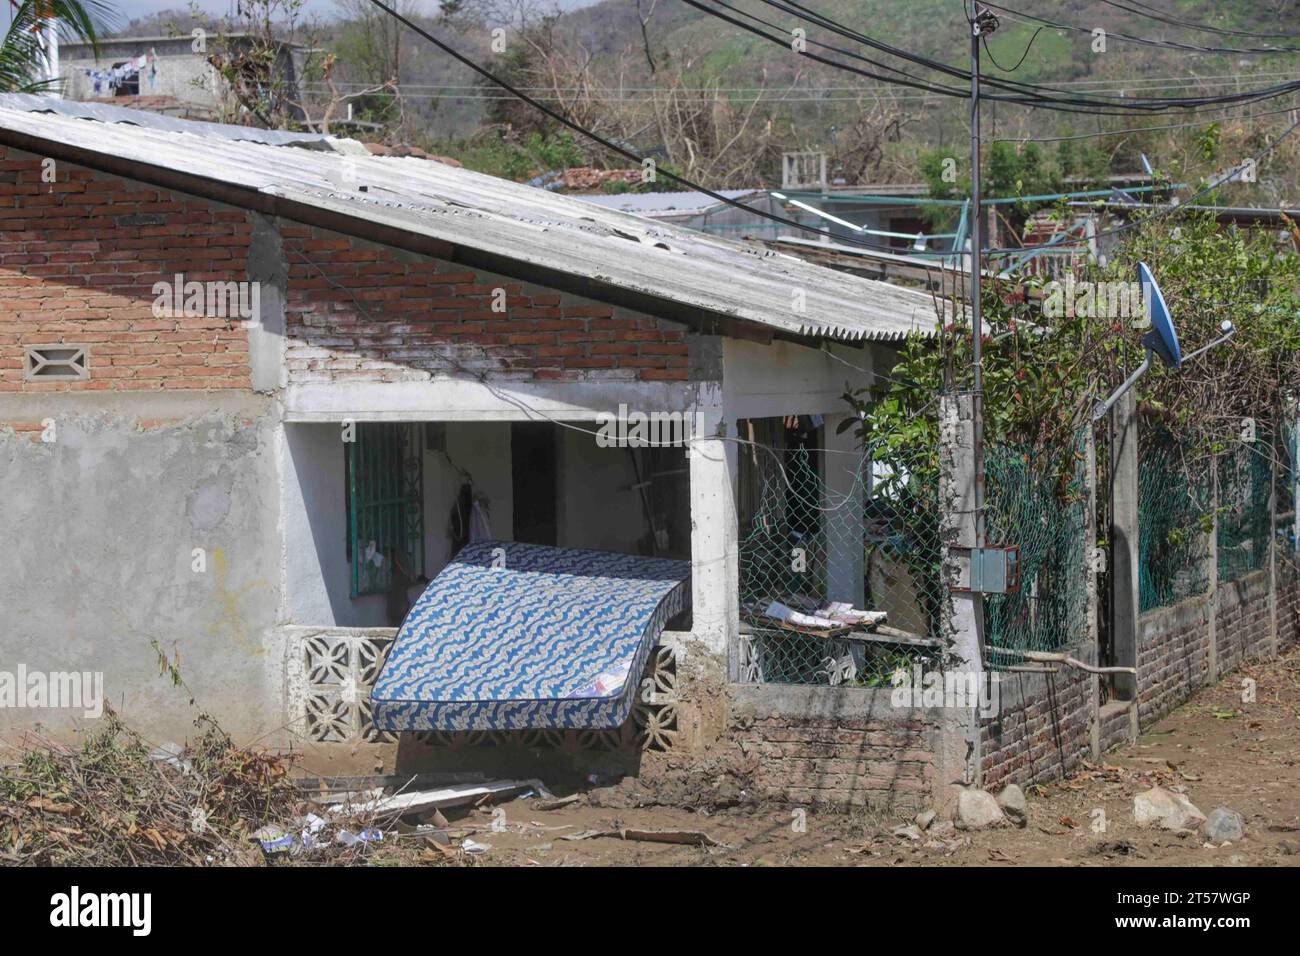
[0,149,252,392]
[1098,702,1134,755]
[980,659,1093,789]
[281,224,689,385]
[1214,569,1273,675]
[1279,557,1300,648]
[1136,593,1212,728]
[726,685,937,811]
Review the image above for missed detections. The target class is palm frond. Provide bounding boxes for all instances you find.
[0,1,121,94]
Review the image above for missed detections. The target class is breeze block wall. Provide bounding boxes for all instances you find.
[0,148,252,392]
[280,225,690,385]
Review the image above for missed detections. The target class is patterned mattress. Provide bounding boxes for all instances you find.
[370,541,691,731]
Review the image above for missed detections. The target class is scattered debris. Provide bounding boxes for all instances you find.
[562,827,729,848]
[892,824,923,841]
[2,714,300,866]
[1091,840,1142,858]
[533,794,581,812]
[332,779,553,817]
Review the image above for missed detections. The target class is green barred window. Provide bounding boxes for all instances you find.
[346,422,425,598]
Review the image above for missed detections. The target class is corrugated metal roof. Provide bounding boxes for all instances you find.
[0,97,938,342]
[575,189,762,217]
[0,94,332,146]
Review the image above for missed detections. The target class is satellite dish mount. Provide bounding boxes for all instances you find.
[1092,262,1234,421]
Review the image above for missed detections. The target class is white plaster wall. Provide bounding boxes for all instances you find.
[557,425,657,554]
[282,422,385,627]
[721,338,880,420]
[423,422,514,577]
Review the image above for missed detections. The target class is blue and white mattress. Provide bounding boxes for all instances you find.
[370,541,691,731]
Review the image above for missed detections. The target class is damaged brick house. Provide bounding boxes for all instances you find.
[3,96,1294,815]
[0,97,950,798]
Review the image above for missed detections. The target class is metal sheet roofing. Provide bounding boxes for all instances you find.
[0,94,333,146]
[0,97,938,342]
[574,189,762,217]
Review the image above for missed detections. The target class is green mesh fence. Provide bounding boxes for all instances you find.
[983,434,1089,669]
[737,440,943,687]
[1218,438,1273,582]
[1281,412,1299,559]
[1139,429,1211,611]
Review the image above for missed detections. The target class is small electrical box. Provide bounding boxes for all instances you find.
[954,545,1021,594]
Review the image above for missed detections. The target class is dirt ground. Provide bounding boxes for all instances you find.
[401,645,1300,867]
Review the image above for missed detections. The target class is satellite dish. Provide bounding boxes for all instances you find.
[1139,261,1181,369]
[1092,263,1234,421]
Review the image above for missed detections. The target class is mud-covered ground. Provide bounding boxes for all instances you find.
[410,646,1300,867]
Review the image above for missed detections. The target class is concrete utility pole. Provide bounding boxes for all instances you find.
[969,2,998,552]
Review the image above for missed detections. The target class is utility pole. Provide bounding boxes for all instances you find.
[969,3,998,552]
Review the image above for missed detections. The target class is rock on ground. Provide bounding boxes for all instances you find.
[955,788,1005,830]
[1203,807,1244,843]
[1133,786,1206,831]
[996,784,1028,827]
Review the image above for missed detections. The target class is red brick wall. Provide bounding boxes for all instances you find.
[0,149,251,391]
[1214,569,1274,674]
[730,711,935,810]
[981,664,1092,788]
[280,225,689,385]
[1279,558,1299,648]
[1137,595,1212,727]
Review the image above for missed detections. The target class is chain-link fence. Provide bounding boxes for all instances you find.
[736,426,944,688]
[1280,410,1299,561]
[1218,436,1273,583]
[1138,427,1212,611]
[983,433,1089,670]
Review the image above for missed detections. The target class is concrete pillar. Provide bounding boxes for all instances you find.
[1270,428,1280,657]
[823,413,865,608]
[688,382,739,670]
[246,212,287,393]
[936,393,984,805]
[1207,456,1220,683]
[1109,390,1139,703]
[1084,425,1102,761]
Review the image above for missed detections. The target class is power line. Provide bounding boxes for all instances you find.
[356,0,940,255]
[993,99,1300,144]
[696,0,1300,115]
[1094,0,1300,41]
[984,1,1300,55]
